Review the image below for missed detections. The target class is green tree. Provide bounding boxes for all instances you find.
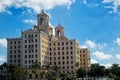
[76,68,86,80]
[60,73,68,80]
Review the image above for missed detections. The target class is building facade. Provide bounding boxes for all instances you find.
[7,10,91,74]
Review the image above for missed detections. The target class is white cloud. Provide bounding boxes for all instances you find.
[85,40,97,48]
[115,38,120,46]
[23,19,36,24]
[84,39,107,49]
[0,0,75,13]
[103,0,120,13]
[91,59,98,64]
[0,39,7,48]
[115,54,120,59]
[80,45,88,48]
[0,55,6,62]
[93,51,113,60]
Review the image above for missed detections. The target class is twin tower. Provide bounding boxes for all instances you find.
[34,10,67,40]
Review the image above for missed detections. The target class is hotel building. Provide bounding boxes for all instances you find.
[7,10,91,74]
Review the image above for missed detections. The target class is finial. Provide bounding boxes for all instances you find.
[42,9,44,13]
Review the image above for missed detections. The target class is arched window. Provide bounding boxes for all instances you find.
[40,18,43,25]
[57,30,61,37]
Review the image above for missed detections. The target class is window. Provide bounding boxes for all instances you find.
[66,42,68,45]
[58,61,60,65]
[18,45,20,48]
[62,47,64,50]
[54,62,56,65]
[62,61,65,64]
[14,46,16,49]
[62,42,64,45]
[35,39,37,42]
[50,57,52,60]
[66,47,68,50]
[70,47,73,49]
[35,44,37,48]
[10,46,12,49]
[58,52,60,55]
[10,55,12,58]
[14,60,16,63]
[63,66,65,69]
[49,62,52,65]
[14,50,16,53]
[58,57,60,60]
[32,55,34,58]
[29,55,31,58]
[18,55,20,58]
[49,48,52,51]
[25,50,27,53]
[35,34,37,37]
[67,66,69,69]
[62,52,64,55]
[71,66,73,69]
[66,51,69,55]
[67,61,69,64]
[35,49,37,53]
[71,51,73,55]
[10,60,12,63]
[14,41,16,44]
[25,55,27,58]
[71,61,73,64]
[10,50,12,54]
[25,40,27,43]
[54,57,56,60]
[62,57,64,60]
[25,60,27,64]
[54,52,56,55]
[24,35,27,38]
[58,42,60,46]
[70,42,72,45]
[18,50,20,53]
[18,41,20,44]
[25,45,27,48]
[58,47,60,50]
[10,41,12,44]
[66,56,69,59]
[14,55,16,58]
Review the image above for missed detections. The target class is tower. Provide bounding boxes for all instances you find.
[55,24,64,38]
[37,10,49,27]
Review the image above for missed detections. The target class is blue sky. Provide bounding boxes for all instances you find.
[0,0,120,67]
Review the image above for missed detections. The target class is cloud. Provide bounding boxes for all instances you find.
[85,40,97,48]
[0,39,7,48]
[23,19,36,24]
[115,54,120,59]
[0,0,75,13]
[91,59,98,64]
[84,39,107,49]
[0,55,6,62]
[103,0,120,13]
[80,45,88,48]
[93,51,113,60]
[115,38,120,46]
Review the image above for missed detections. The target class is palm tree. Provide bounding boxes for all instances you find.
[23,69,29,80]
[52,65,60,79]
[32,69,37,80]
